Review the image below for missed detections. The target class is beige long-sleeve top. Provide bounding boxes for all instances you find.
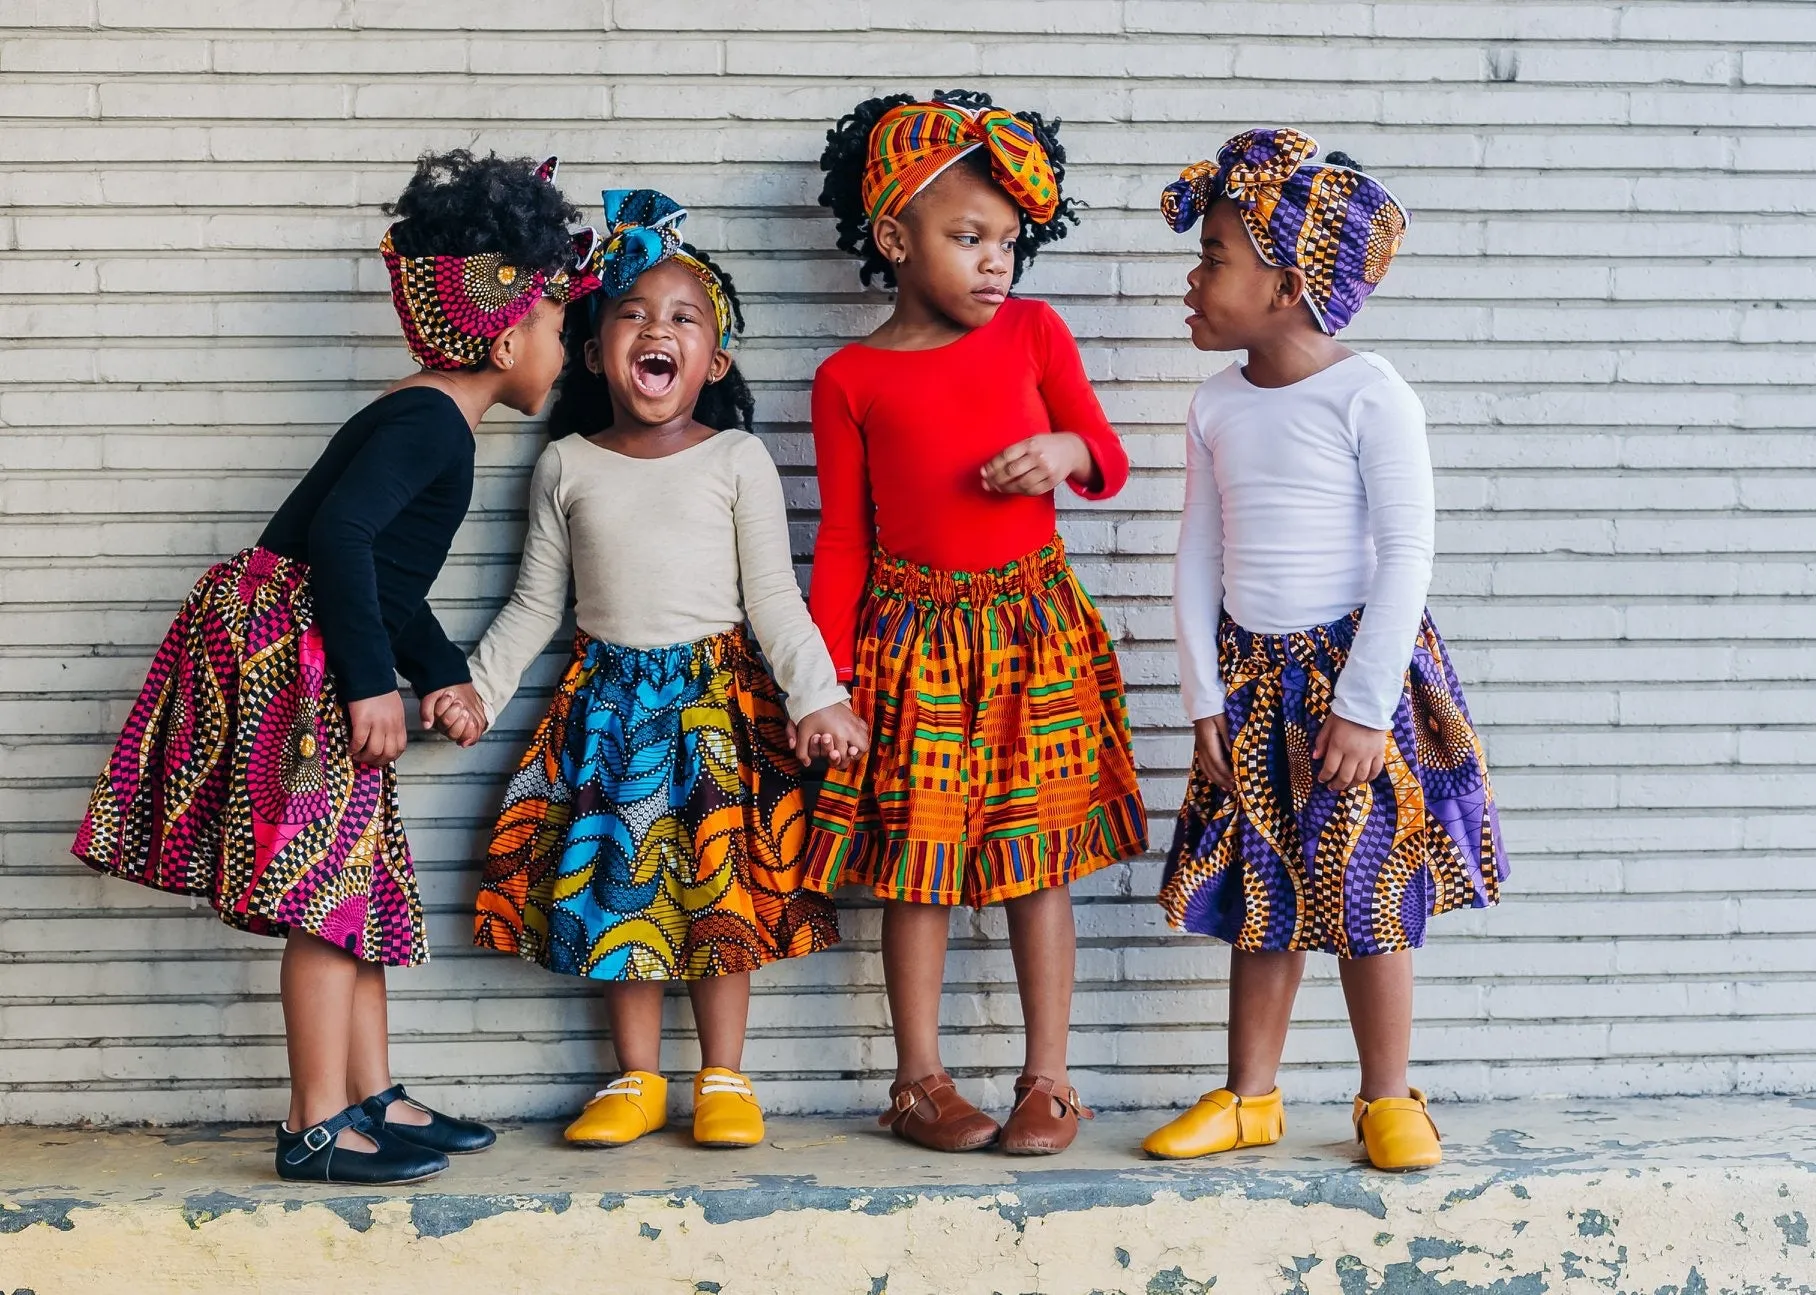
[468,429,847,724]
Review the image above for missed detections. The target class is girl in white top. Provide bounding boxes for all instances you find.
[441,191,868,1152]
[1141,131,1504,1172]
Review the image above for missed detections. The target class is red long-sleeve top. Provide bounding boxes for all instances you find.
[809,296,1130,679]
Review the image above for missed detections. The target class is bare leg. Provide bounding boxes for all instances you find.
[688,972,751,1072]
[604,982,666,1075]
[1225,949,1307,1097]
[1003,885,1076,1091]
[1338,950,1415,1101]
[882,900,951,1082]
[280,930,372,1150]
[344,960,429,1126]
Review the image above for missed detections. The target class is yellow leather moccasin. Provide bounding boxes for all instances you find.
[692,1068,764,1149]
[1353,1087,1442,1171]
[564,1071,668,1147]
[1141,1087,1284,1160]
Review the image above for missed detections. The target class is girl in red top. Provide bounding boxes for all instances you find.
[803,90,1147,1155]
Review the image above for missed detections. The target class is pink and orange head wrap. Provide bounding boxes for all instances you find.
[381,156,606,371]
[859,100,1061,226]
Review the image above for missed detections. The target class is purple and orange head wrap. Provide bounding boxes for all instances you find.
[860,99,1061,226]
[1160,128,1408,334]
[381,157,606,371]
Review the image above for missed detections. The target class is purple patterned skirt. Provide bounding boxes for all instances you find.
[1160,608,1504,957]
[71,547,425,966]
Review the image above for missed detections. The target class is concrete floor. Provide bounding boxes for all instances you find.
[2,1096,1813,1293]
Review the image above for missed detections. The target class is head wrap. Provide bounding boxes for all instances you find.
[860,100,1060,227]
[593,188,736,348]
[382,156,605,370]
[1160,128,1408,334]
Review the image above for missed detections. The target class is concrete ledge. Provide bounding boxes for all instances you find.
[2,1096,1812,1294]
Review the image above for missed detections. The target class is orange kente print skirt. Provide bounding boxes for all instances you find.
[802,537,1148,908]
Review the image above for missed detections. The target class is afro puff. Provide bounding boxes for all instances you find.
[547,244,755,440]
[818,88,1079,290]
[383,148,582,275]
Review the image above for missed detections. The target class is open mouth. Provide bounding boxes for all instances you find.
[631,350,679,398]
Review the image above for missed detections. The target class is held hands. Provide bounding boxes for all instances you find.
[347,691,408,766]
[981,432,1096,496]
[1313,714,1388,795]
[421,683,489,749]
[790,701,870,770]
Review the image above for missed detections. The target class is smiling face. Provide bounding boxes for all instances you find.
[873,157,1021,330]
[586,259,732,427]
[1182,197,1314,353]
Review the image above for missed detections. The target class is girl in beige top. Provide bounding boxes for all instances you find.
[441,192,867,1151]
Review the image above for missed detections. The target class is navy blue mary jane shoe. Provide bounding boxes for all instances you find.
[276,1104,448,1185]
[362,1083,497,1156]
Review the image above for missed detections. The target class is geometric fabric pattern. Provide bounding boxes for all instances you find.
[803,537,1148,908]
[861,100,1061,226]
[71,547,425,966]
[1159,127,1408,334]
[1160,608,1504,957]
[473,627,838,981]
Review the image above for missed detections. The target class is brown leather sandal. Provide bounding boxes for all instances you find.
[998,1074,1094,1155]
[879,1072,1000,1153]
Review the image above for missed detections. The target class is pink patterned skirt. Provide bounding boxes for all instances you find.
[71,547,426,966]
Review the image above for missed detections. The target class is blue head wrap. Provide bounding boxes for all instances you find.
[591,188,735,348]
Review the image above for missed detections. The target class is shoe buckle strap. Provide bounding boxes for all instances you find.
[287,1105,369,1164]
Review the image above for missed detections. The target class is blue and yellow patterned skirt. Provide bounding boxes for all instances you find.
[473,627,839,980]
[1160,608,1505,958]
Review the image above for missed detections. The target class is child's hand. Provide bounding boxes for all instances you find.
[421,683,489,748]
[1313,714,1387,794]
[980,432,1095,496]
[794,701,870,769]
[347,690,408,765]
[1193,714,1235,793]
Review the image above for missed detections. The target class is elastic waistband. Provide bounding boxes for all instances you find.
[869,536,1072,606]
[1220,608,1364,665]
[572,623,750,666]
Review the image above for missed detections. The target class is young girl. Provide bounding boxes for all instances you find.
[71,151,605,1183]
[803,91,1147,1156]
[1142,129,1505,1171]
[452,190,868,1150]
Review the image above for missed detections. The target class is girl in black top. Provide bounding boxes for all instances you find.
[73,150,606,1185]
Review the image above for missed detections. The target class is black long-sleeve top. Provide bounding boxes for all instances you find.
[259,387,475,703]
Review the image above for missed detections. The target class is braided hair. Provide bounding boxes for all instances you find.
[546,245,755,440]
[383,149,580,272]
[818,87,1079,290]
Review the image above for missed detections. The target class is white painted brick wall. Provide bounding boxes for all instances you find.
[1,1,1813,1124]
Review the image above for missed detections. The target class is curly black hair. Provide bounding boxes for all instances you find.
[547,245,755,440]
[383,148,581,273]
[818,88,1079,290]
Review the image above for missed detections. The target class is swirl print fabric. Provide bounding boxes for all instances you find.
[71,547,424,966]
[1160,609,1505,957]
[473,627,838,980]
[802,537,1147,908]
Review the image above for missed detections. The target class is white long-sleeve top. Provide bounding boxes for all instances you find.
[468,429,848,725]
[1174,352,1435,731]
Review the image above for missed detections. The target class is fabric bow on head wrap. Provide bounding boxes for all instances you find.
[382,156,606,371]
[860,100,1060,227]
[594,187,736,349]
[1159,128,1408,334]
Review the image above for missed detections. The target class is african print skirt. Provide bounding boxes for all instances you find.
[71,547,425,966]
[802,537,1148,908]
[1159,609,1505,958]
[472,627,839,981]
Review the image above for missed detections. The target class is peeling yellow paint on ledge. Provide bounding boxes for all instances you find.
[2,1098,1812,1294]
